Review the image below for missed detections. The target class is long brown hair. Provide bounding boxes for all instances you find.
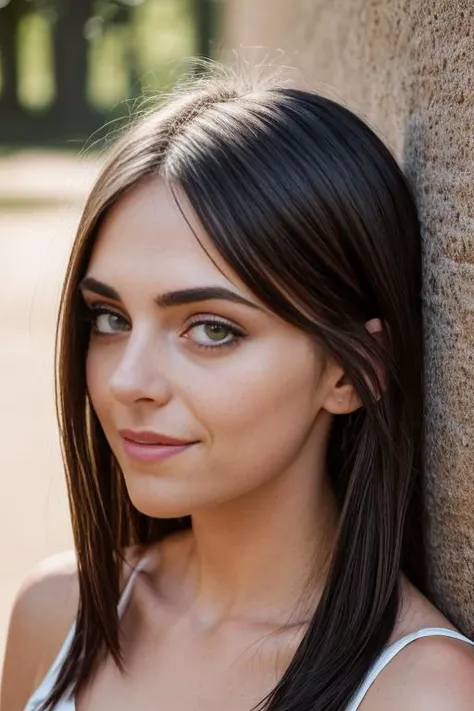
[45,67,424,710]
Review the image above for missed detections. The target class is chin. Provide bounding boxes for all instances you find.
[130,497,193,520]
[122,474,195,520]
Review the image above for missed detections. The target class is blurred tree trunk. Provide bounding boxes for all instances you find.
[195,0,213,60]
[0,2,22,114]
[51,0,93,129]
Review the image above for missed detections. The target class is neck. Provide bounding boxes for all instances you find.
[182,444,339,628]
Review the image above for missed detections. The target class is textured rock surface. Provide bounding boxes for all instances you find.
[224,0,474,635]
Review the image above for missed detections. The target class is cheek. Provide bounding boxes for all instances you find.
[86,344,114,420]
[191,338,323,461]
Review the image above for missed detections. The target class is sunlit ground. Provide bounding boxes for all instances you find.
[0,151,101,664]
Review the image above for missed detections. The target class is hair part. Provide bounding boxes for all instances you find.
[43,65,424,711]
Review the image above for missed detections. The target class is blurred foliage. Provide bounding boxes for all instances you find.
[0,0,145,22]
[0,0,219,145]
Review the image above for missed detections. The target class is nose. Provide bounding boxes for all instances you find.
[109,328,173,407]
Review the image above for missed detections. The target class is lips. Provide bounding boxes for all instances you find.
[119,430,195,446]
[118,429,198,463]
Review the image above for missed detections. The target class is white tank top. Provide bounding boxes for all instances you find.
[24,561,474,711]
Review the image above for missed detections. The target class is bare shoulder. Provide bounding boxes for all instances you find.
[0,550,78,711]
[11,549,79,645]
[361,578,474,710]
[362,633,474,710]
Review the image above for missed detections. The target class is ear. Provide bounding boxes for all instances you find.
[322,318,386,415]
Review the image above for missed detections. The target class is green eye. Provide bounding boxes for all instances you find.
[204,323,230,341]
[185,318,245,350]
[88,307,129,335]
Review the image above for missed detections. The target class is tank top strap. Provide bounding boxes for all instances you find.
[346,627,474,710]
[117,553,150,618]
[24,554,150,711]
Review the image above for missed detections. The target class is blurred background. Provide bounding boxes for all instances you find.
[0,0,222,143]
[2,0,474,673]
[0,0,224,664]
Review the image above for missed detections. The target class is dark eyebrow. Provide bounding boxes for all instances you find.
[79,278,261,311]
[79,277,122,301]
[155,286,261,310]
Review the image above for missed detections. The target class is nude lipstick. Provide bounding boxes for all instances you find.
[118,430,197,463]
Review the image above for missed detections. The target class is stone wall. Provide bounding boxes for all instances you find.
[224,0,474,635]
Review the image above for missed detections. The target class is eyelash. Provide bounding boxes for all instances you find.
[184,315,246,351]
[84,304,246,352]
[85,305,129,335]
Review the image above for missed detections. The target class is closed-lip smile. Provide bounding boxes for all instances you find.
[118,430,198,463]
[119,429,195,446]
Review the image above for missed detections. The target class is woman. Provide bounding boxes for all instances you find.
[2,69,474,711]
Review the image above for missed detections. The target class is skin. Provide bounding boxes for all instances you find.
[2,178,474,711]
[84,178,343,622]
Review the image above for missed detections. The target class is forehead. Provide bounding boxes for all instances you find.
[88,178,241,293]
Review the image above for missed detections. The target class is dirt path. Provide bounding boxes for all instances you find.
[0,151,101,664]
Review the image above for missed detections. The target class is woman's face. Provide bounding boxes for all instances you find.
[83,179,342,518]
